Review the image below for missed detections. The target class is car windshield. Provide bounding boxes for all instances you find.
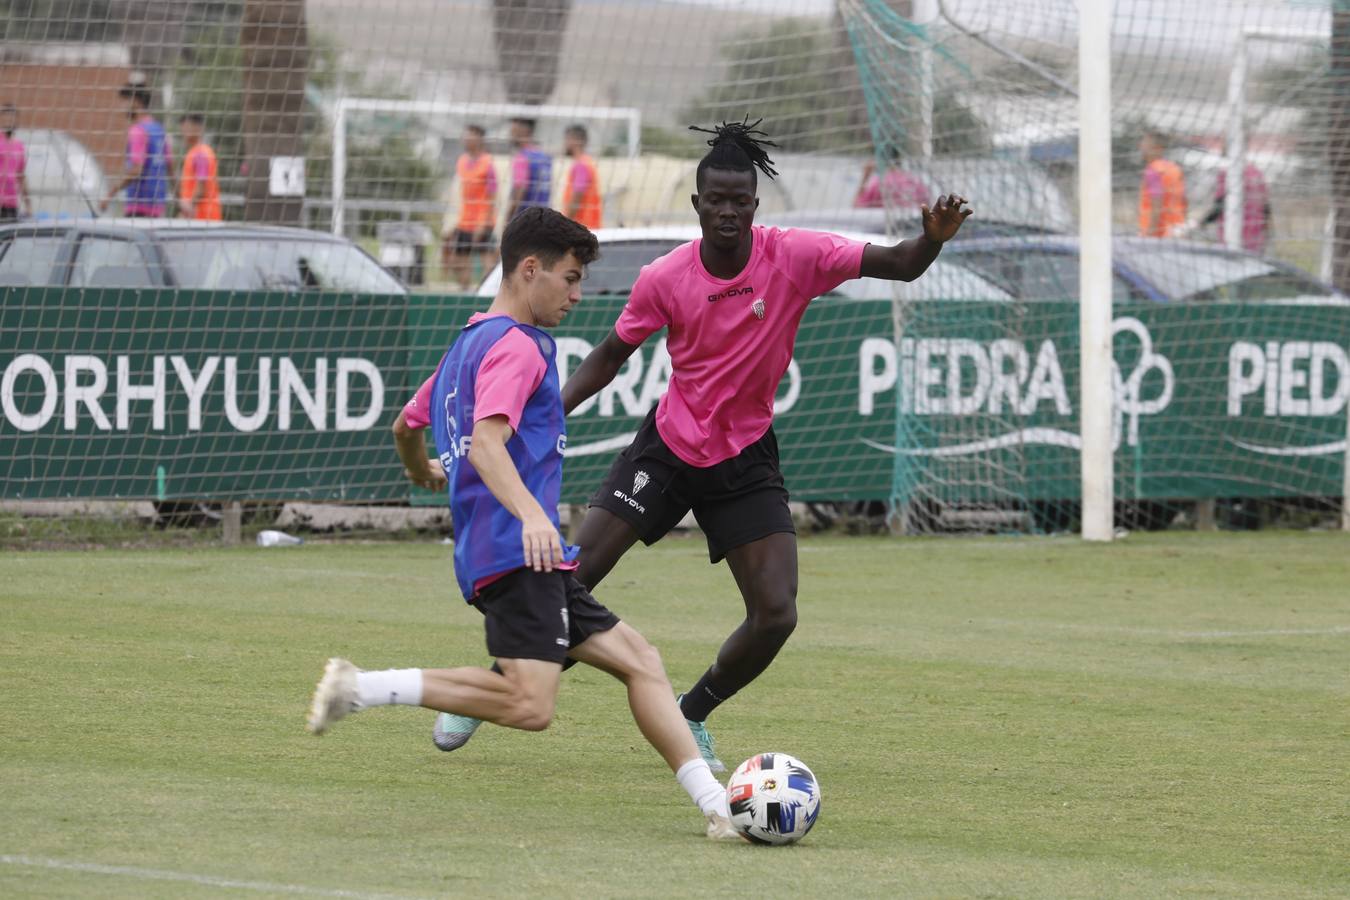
[832,263,1013,302]
[159,237,405,293]
[583,240,684,295]
[1120,246,1332,302]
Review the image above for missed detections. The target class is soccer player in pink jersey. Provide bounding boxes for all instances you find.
[432,119,972,770]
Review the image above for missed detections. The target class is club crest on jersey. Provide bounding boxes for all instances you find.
[752,298,766,320]
[632,469,650,495]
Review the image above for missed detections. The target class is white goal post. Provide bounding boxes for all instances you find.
[330,98,643,236]
[1078,0,1114,542]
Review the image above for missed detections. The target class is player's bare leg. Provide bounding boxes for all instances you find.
[678,532,798,730]
[572,506,642,590]
[708,532,799,691]
[308,657,562,734]
[568,622,739,840]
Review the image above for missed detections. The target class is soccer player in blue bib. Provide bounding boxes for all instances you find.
[306,207,738,840]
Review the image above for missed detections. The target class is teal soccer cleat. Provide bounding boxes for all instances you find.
[432,711,482,752]
[677,693,726,773]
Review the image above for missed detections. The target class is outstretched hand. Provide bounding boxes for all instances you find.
[922,194,973,244]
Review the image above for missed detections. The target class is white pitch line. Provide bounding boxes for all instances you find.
[979,619,1350,639]
[0,855,427,900]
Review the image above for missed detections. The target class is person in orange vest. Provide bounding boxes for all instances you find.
[562,124,602,229]
[1138,132,1186,238]
[443,124,498,290]
[178,114,221,220]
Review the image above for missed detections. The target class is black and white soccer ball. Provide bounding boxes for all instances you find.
[726,752,821,845]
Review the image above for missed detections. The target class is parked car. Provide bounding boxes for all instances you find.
[938,235,1345,305]
[765,155,1074,241]
[0,219,406,294]
[475,225,1013,303]
[13,129,107,220]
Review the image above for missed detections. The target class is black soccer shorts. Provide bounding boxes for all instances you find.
[470,568,619,664]
[589,407,795,563]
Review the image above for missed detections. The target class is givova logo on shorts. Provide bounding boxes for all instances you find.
[612,468,649,515]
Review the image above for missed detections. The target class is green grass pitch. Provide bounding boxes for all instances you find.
[1,532,1347,898]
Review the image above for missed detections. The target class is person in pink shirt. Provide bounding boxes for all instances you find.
[854,149,930,210]
[429,119,973,769]
[1199,163,1272,256]
[0,104,32,221]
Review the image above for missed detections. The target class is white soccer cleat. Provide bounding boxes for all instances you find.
[705,812,745,842]
[307,657,360,735]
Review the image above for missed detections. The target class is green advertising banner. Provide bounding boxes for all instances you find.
[4,289,1349,509]
[2,288,409,501]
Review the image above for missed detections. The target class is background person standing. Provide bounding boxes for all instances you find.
[0,104,32,221]
[561,124,602,229]
[101,78,174,218]
[443,124,498,289]
[178,114,221,221]
[507,117,552,220]
[1138,132,1186,238]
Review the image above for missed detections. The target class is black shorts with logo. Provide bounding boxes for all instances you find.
[470,568,619,664]
[590,408,795,563]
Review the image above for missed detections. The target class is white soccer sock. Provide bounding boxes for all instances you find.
[676,758,730,819]
[355,668,423,708]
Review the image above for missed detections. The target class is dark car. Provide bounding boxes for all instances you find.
[0,219,406,294]
[940,235,1344,305]
[767,156,1076,241]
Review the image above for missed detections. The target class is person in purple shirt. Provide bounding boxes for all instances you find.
[100,80,174,217]
[507,117,553,219]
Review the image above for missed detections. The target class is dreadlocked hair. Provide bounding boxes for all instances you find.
[691,117,778,190]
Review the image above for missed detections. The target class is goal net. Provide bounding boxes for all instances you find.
[1,0,1347,541]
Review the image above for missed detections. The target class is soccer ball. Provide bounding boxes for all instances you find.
[726,753,821,845]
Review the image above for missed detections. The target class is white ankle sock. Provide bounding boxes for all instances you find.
[355,668,423,708]
[676,758,730,818]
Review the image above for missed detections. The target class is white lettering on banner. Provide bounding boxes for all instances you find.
[858,317,1172,456]
[862,338,1071,418]
[170,356,220,431]
[858,337,895,416]
[1,353,389,434]
[2,354,58,432]
[1226,340,1349,418]
[279,358,328,431]
[64,355,111,431]
[116,355,165,430]
[988,339,1029,415]
[224,356,271,432]
[335,357,383,431]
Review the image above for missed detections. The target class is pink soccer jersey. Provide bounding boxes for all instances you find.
[614,226,867,467]
[403,313,546,432]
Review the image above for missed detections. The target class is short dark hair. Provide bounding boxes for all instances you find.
[510,117,537,133]
[465,123,485,137]
[179,113,204,125]
[500,207,599,280]
[691,117,778,192]
[565,123,587,142]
